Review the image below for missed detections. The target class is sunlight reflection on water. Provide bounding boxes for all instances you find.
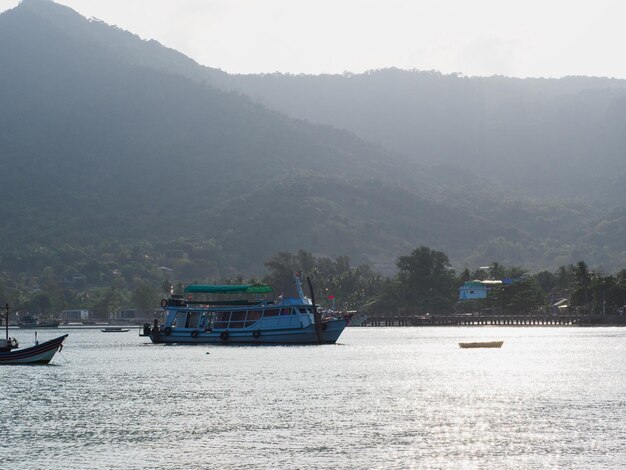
[1,327,625,469]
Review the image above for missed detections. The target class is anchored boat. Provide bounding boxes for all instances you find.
[143,276,351,345]
[0,334,68,364]
[459,341,504,349]
[1,304,68,365]
[17,314,60,329]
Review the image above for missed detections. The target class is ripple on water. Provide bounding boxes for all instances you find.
[1,327,626,469]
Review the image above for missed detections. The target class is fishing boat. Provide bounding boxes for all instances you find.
[144,276,351,345]
[459,341,504,349]
[1,304,68,364]
[100,327,129,333]
[0,334,68,364]
[17,314,60,329]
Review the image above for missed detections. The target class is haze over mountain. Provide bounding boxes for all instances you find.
[219,71,626,201]
[1,0,625,280]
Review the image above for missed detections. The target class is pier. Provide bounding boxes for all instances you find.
[361,312,626,327]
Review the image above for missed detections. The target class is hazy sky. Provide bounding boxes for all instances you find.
[1,0,625,78]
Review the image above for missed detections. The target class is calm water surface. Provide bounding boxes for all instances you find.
[1,326,625,469]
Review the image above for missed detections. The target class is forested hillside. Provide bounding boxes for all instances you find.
[224,69,626,201]
[0,0,424,274]
[1,0,626,296]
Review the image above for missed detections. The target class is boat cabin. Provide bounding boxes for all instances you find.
[162,283,315,331]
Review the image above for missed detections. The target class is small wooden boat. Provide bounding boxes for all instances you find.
[1,303,68,364]
[100,327,129,333]
[17,314,60,328]
[459,340,504,349]
[0,334,68,364]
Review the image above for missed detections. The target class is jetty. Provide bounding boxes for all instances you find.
[361,312,626,327]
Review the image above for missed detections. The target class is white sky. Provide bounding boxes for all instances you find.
[1,0,625,78]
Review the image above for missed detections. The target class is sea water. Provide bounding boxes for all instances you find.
[1,327,625,469]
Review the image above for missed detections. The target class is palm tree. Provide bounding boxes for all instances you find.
[573,261,591,311]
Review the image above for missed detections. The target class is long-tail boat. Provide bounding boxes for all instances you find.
[0,304,68,365]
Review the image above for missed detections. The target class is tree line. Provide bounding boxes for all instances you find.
[2,245,625,320]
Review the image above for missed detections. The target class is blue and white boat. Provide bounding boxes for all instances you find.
[145,277,351,345]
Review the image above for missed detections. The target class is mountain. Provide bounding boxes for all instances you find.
[0,0,625,281]
[219,69,626,201]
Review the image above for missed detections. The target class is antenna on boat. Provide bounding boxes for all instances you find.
[306,277,323,344]
[294,273,306,301]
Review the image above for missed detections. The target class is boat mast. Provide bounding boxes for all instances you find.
[306,277,323,344]
[4,303,8,342]
[294,273,306,301]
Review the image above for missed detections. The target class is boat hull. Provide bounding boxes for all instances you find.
[148,318,348,345]
[0,335,68,364]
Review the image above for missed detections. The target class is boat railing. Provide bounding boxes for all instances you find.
[184,299,269,306]
[210,307,297,330]
[165,304,313,332]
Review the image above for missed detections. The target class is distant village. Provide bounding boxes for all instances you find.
[7,307,161,327]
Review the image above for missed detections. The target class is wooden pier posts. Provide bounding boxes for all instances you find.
[359,311,624,327]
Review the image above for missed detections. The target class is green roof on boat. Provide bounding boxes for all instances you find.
[184,283,273,294]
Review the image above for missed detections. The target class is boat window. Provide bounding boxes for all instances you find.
[215,311,231,322]
[214,311,231,329]
[231,311,247,322]
[247,310,261,321]
[280,308,292,316]
[263,309,279,317]
[174,311,188,327]
[245,310,261,327]
[229,310,246,329]
[188,311,202,329]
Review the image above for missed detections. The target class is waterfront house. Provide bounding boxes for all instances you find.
[61,309,91,323]
[110,308,138,322]
[458,280,504,301]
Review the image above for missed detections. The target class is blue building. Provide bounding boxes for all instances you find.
[458,280,504,301]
